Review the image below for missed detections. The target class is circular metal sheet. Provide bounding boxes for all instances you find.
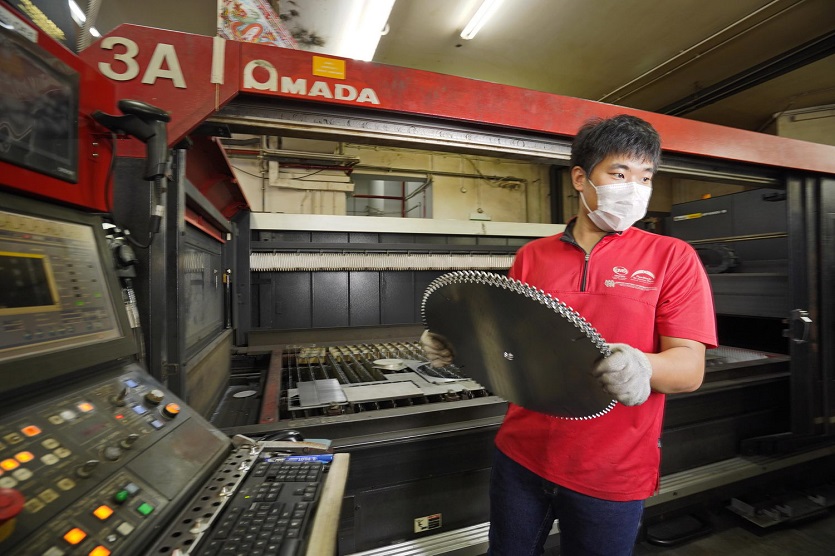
[422,271,615,419]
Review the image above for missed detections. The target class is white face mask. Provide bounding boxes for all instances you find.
[579,179,652,232]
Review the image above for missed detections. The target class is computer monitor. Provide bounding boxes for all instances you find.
[0,24,79,182]
[0,191,136,397]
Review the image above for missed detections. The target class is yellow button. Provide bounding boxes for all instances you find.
[93,505,114,520]
[21,425,42,437]
[78,402,94,413]
[64,527,87,545]
[15,451,35,463]
[1,459,19,471]
[89,546,111,556]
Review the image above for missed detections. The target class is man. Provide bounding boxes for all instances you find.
[421,114,717,555]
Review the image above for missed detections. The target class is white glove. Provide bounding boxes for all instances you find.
[420,330,454,368]
[592,343,652,406]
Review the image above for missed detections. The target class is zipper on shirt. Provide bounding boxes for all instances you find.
[580,253,591,291]
[561,234,614,292]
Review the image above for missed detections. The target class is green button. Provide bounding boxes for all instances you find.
[136,502,154,516]
[114,490,129,504]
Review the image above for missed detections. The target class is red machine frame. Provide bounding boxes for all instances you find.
[78,24,835,178]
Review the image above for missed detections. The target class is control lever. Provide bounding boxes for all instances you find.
[92,99,171,180]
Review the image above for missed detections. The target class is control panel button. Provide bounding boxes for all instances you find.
[38,489,59,504]
[116,522,135,536]
[93,505,114,520]
[2,433,22,445]
[113,490,129,505]
[12,468,32,482]
[59,410,76,421]
[21,425,41,437]
[42,438,60,450]
[63,527,87,545]
[136,502,154,516]
[162,403,181,419]
[15,451,35,463]
[103,446,122,461]
[56,478,76,491]
[0,459,19,472]
[145,389,165,405]
[89,546,111,556]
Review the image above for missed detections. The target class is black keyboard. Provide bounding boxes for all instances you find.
[197,457,325,556]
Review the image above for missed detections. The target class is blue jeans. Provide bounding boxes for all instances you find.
[487,448,644,556]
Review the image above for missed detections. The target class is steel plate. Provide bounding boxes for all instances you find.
[422,271,615,419]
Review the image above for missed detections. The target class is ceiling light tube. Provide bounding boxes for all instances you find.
[341,0,396,61]
[460,0,504,40]
[68,0,86,24]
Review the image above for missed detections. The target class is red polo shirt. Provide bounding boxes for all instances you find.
[494,222,717,501]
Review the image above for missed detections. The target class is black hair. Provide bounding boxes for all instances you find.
[569,114,662,176]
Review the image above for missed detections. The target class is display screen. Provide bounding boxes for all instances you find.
[0,252,60,313]
[0,25,79,182]
[0,209,122,362]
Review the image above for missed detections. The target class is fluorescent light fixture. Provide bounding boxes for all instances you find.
[68,0,85,24]
[338,0,396,61]
[68,0,100,38]
[460,0,504,40]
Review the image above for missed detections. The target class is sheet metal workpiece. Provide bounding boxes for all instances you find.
[421,271,615,420]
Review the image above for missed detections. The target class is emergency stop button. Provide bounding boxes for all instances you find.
[162,403,181,419]
[0,487,24,544]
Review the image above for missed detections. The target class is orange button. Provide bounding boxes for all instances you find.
[78,402,95,413]
[0,458,19,471]
[21,425,42,437]
[15,451,35,463]
[89,546,111,556]
[64,527,87,545]
[93,505,114,520]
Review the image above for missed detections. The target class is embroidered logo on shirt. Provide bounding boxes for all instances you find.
[604,267,658,291]
[630,270,656,285]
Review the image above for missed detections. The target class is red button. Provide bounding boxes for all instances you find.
[0,488,25,522]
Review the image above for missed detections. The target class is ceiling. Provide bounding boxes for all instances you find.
[90,0,835,134]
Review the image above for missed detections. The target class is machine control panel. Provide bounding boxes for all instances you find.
[0,365,230,555]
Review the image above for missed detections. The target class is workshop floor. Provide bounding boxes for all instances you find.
[538,508,835,555]
[632,509,835,556]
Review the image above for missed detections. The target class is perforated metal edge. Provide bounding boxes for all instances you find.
[421,270,617,420]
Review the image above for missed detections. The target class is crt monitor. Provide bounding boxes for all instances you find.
[0,191,136,397]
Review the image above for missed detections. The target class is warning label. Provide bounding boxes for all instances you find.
[414,513,442,533]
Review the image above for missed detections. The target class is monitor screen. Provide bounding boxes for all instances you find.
[0,192,135,395]
[0,24,79,182]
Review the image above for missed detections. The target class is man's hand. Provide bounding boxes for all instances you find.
[420,330,454,368]
[592,343,652,406]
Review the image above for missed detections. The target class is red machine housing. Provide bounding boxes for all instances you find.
[78,24,835,177]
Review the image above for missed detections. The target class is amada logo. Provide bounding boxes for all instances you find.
[630,270,656,284]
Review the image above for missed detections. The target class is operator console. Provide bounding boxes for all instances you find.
[0,364,230,555]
